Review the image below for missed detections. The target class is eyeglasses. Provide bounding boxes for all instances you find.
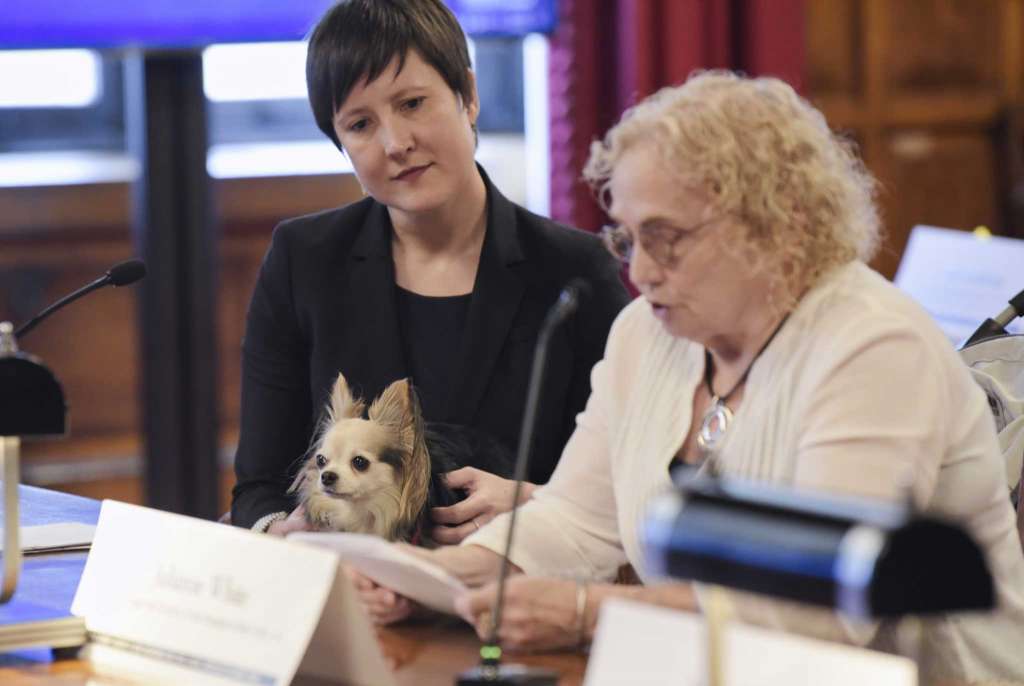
[600,216,723,267]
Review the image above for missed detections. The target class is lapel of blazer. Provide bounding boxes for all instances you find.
[447,171,526,423]
[340,201,407,396]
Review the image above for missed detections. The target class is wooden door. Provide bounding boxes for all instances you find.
[806,0,1022,278]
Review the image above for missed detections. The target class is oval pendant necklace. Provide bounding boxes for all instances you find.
[696,314,790,457]
[696,387,735,455]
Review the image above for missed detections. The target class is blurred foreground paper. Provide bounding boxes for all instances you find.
[584,599,916,686]
[73,501,395,686]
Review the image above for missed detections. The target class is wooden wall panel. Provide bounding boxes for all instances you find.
[876,131,998,277]
[805,0,862,98]
[55,467,236,516]
[807,0,1022,278]
[218,235,266,426]
[0,182,129,236]
[885,0,1002,93]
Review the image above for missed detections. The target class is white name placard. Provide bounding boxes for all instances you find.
[894,225,1024,346]
[72,500,394,686]
[584,599,916,686]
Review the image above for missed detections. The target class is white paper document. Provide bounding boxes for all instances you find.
[72,500,395,686]
[3,522,96,554]
[289,531,466,614]
[895,225,1024,346]
[584,599,916,686]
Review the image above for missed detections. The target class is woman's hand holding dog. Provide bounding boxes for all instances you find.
[266,504,313,537]
[430,467,537,544]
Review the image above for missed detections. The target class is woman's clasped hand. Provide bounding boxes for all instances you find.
[430,467,536,545]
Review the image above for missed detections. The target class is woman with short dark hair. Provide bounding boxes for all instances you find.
[230,0,629,540]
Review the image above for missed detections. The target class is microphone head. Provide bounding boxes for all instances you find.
[107,259,147,287]
[564,278,592,302]
[556,278,592,313]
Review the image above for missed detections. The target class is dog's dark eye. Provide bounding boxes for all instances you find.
[315,454,327,469]
[351,456,370,472]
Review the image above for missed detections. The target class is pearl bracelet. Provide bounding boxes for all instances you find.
[252,511,288,533]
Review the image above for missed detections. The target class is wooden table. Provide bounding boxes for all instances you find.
[0,618,589,685]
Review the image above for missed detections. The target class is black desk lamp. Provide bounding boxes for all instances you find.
[0,259,144,603]
[644,474,994,685]
[0,321,67,603]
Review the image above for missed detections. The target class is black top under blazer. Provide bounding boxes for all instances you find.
[231,169,631,529]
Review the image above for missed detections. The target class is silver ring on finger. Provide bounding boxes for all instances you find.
[472,518,481,531]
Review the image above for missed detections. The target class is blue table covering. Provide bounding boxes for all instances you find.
[0,485,102,661]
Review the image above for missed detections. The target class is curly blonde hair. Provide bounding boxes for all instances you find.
[584,70,880,302]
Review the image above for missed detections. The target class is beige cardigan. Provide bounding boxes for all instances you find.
[466,261,1024,685]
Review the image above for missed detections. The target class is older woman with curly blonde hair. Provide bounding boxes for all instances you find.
[360,71,1024,684]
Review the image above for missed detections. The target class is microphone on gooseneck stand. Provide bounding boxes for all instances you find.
[14,260,147,339]
[457,279,592,686]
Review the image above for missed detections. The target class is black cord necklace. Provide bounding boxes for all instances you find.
[695,313,791,456]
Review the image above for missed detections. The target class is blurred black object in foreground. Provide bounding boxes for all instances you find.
[645,475,994,619]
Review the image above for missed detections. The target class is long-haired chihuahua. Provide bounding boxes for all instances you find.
[288,373,513,543]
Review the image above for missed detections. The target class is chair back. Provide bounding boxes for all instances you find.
[960,333,1024,550]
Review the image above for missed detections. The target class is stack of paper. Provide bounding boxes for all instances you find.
[0,525,95,652]
[0,523,97,555]
[0,554,90,654]
[0,600,85,652]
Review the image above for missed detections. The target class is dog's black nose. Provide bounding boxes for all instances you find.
[321,471,338,487]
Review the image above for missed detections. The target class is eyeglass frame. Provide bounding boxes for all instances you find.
[600,214,725,268]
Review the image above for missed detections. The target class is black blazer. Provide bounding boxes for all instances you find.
[231,170,631,528]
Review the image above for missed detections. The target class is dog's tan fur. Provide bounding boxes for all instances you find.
[288,374,431,540]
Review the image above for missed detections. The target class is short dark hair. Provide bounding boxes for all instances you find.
[306,0,474,150]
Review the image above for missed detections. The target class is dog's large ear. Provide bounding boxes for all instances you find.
[367,378,412,429]
[328,372,364,422]
[370,380,431,537]
[398,385,431,535]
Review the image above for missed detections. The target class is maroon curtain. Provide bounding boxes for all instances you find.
[548,0,805,231]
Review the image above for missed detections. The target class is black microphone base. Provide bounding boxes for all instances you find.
[455,663,559,685]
